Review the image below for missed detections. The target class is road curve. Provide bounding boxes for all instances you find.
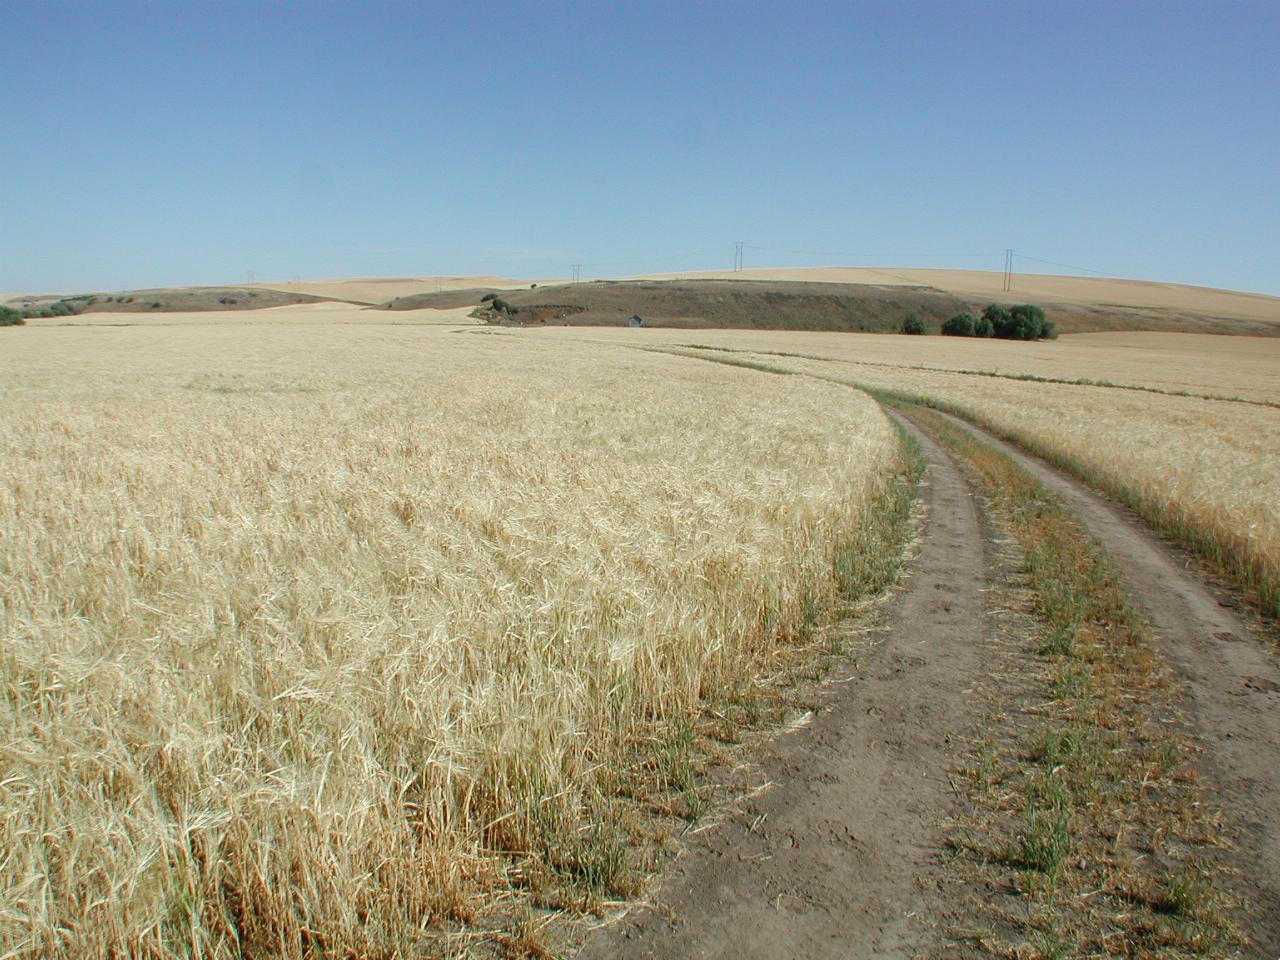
[574,413,989,959]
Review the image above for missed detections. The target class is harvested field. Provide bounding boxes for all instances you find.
[0,312,900,956]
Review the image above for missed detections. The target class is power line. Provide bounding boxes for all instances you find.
[1011,253,1126,279]
[566,248,727,273]
[553,244,1129,285]
[743,244,996,260]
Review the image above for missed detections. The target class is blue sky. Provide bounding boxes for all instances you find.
[3,1,1278,294]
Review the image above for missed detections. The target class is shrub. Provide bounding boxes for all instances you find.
[901,312,928,335]
[491,298,510,313]
[974,313,995,338]
[0,306,25,326]
[480,293,497,303]
[983,302,1013,338]
[1013,305,1054,340]
[1007,304,1046,341]
[941,312,977,337]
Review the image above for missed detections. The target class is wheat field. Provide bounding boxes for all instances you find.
[522,326,1280,404]
[619,339,1279,618]
[510,322,1280,615]
[0,316,900,957]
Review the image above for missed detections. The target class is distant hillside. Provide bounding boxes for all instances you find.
[6,287,333,316]
[381,278,1278,335]
[250,276,529,304]
[8,267,1274,333]
[627,267,1280,327]
[387,280,973,333]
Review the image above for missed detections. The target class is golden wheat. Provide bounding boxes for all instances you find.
[521,325,1280,404]
[0,316,897,957]
[641,340,1280,616]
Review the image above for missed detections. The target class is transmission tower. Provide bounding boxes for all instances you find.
[734,241,744,272]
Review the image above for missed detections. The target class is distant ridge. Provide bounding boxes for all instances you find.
[6,268,1276,334]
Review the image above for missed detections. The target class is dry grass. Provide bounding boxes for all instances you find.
[0,319,899,957]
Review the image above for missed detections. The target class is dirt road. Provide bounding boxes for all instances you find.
[576,415,990,959]
[574,402,1280,959]
[934,411,1280,956]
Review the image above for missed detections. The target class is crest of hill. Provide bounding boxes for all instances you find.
[249,275,528,304]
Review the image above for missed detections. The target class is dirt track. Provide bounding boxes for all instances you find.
[936,411,1280,956]
[575,406,1280,959]
[576,415,990,958]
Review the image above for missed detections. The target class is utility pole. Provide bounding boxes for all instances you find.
[571,264,581,283]
[1003,249,1013,292]
[734,241,744,272]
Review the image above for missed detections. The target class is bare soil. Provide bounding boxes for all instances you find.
[574,414,991,959]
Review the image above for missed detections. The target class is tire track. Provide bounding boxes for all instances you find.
[574,413,990,959]
[933,409,1280,956]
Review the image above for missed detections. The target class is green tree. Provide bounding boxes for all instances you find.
[1009,304,1047,340]
[983,302,1013,338]
[941,312,977,336]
